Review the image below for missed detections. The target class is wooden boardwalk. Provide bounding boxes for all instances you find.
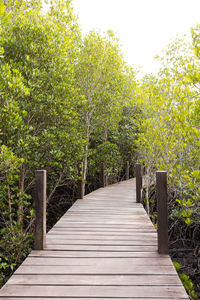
[0,179,189,299]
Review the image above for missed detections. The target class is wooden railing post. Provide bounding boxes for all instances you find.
[156,171,168,255]
[100,162,106,187]
[105,175,108,186]
[126,161,129,180]
[136,163,142,203]
[34,170,46,250]
[78,162,84,199]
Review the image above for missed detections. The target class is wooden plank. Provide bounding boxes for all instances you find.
[68,207,144,210]
[74,198,128,202]
[48,232,156,237]
[29,250,162,258]
[53,226,155,230]
[0,285,188,298]
[67,211,145,214]
[50,228,156,233]
[58,219,150,223]
[74,195,135,198]
[83,195,135,198]
[52,226,154,231]
[54,224,154,229]
[74,199,138,202]
[45,239,157,245]
[69,209,141,211]
[45,244,157,251]
[59,211,149,216]
[47,231,157,242]
[15,264,177,275]
[57,220,150,224]
[60,215,148,219]
[86,190,135,193]
[23,257,172,266]
[8,274,181,285]
[46,237,158,243]
[77,200,135,202]
[47,233,157,238]
[0,295,189,300]
[53,223,154,228]
[54,224,153,229]
[0,298,189,300]
[72,204,136,207]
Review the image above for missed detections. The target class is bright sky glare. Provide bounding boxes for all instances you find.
[73,0,200,76]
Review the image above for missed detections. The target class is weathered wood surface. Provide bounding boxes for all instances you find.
[0,179,189,299]
[34,170,46,250]
[136,163,142,203]
[156,171,169,254]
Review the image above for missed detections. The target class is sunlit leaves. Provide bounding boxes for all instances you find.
[137,32,200,226]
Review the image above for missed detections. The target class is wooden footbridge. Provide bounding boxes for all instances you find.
[0,177,189,299]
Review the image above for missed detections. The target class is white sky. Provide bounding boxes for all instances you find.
[73,0,200,76]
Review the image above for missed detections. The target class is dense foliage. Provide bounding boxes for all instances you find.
[0,0,199,298]
[0,0,139,285]
[137,35,200,298]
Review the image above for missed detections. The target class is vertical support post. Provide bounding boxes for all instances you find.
[136,163,142,203]
[78,162,84,199]
[100,163,106,187]
[105,175,108,187]
[156,171,168,255]
[34,170,46,250]
[126,161,129,180]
